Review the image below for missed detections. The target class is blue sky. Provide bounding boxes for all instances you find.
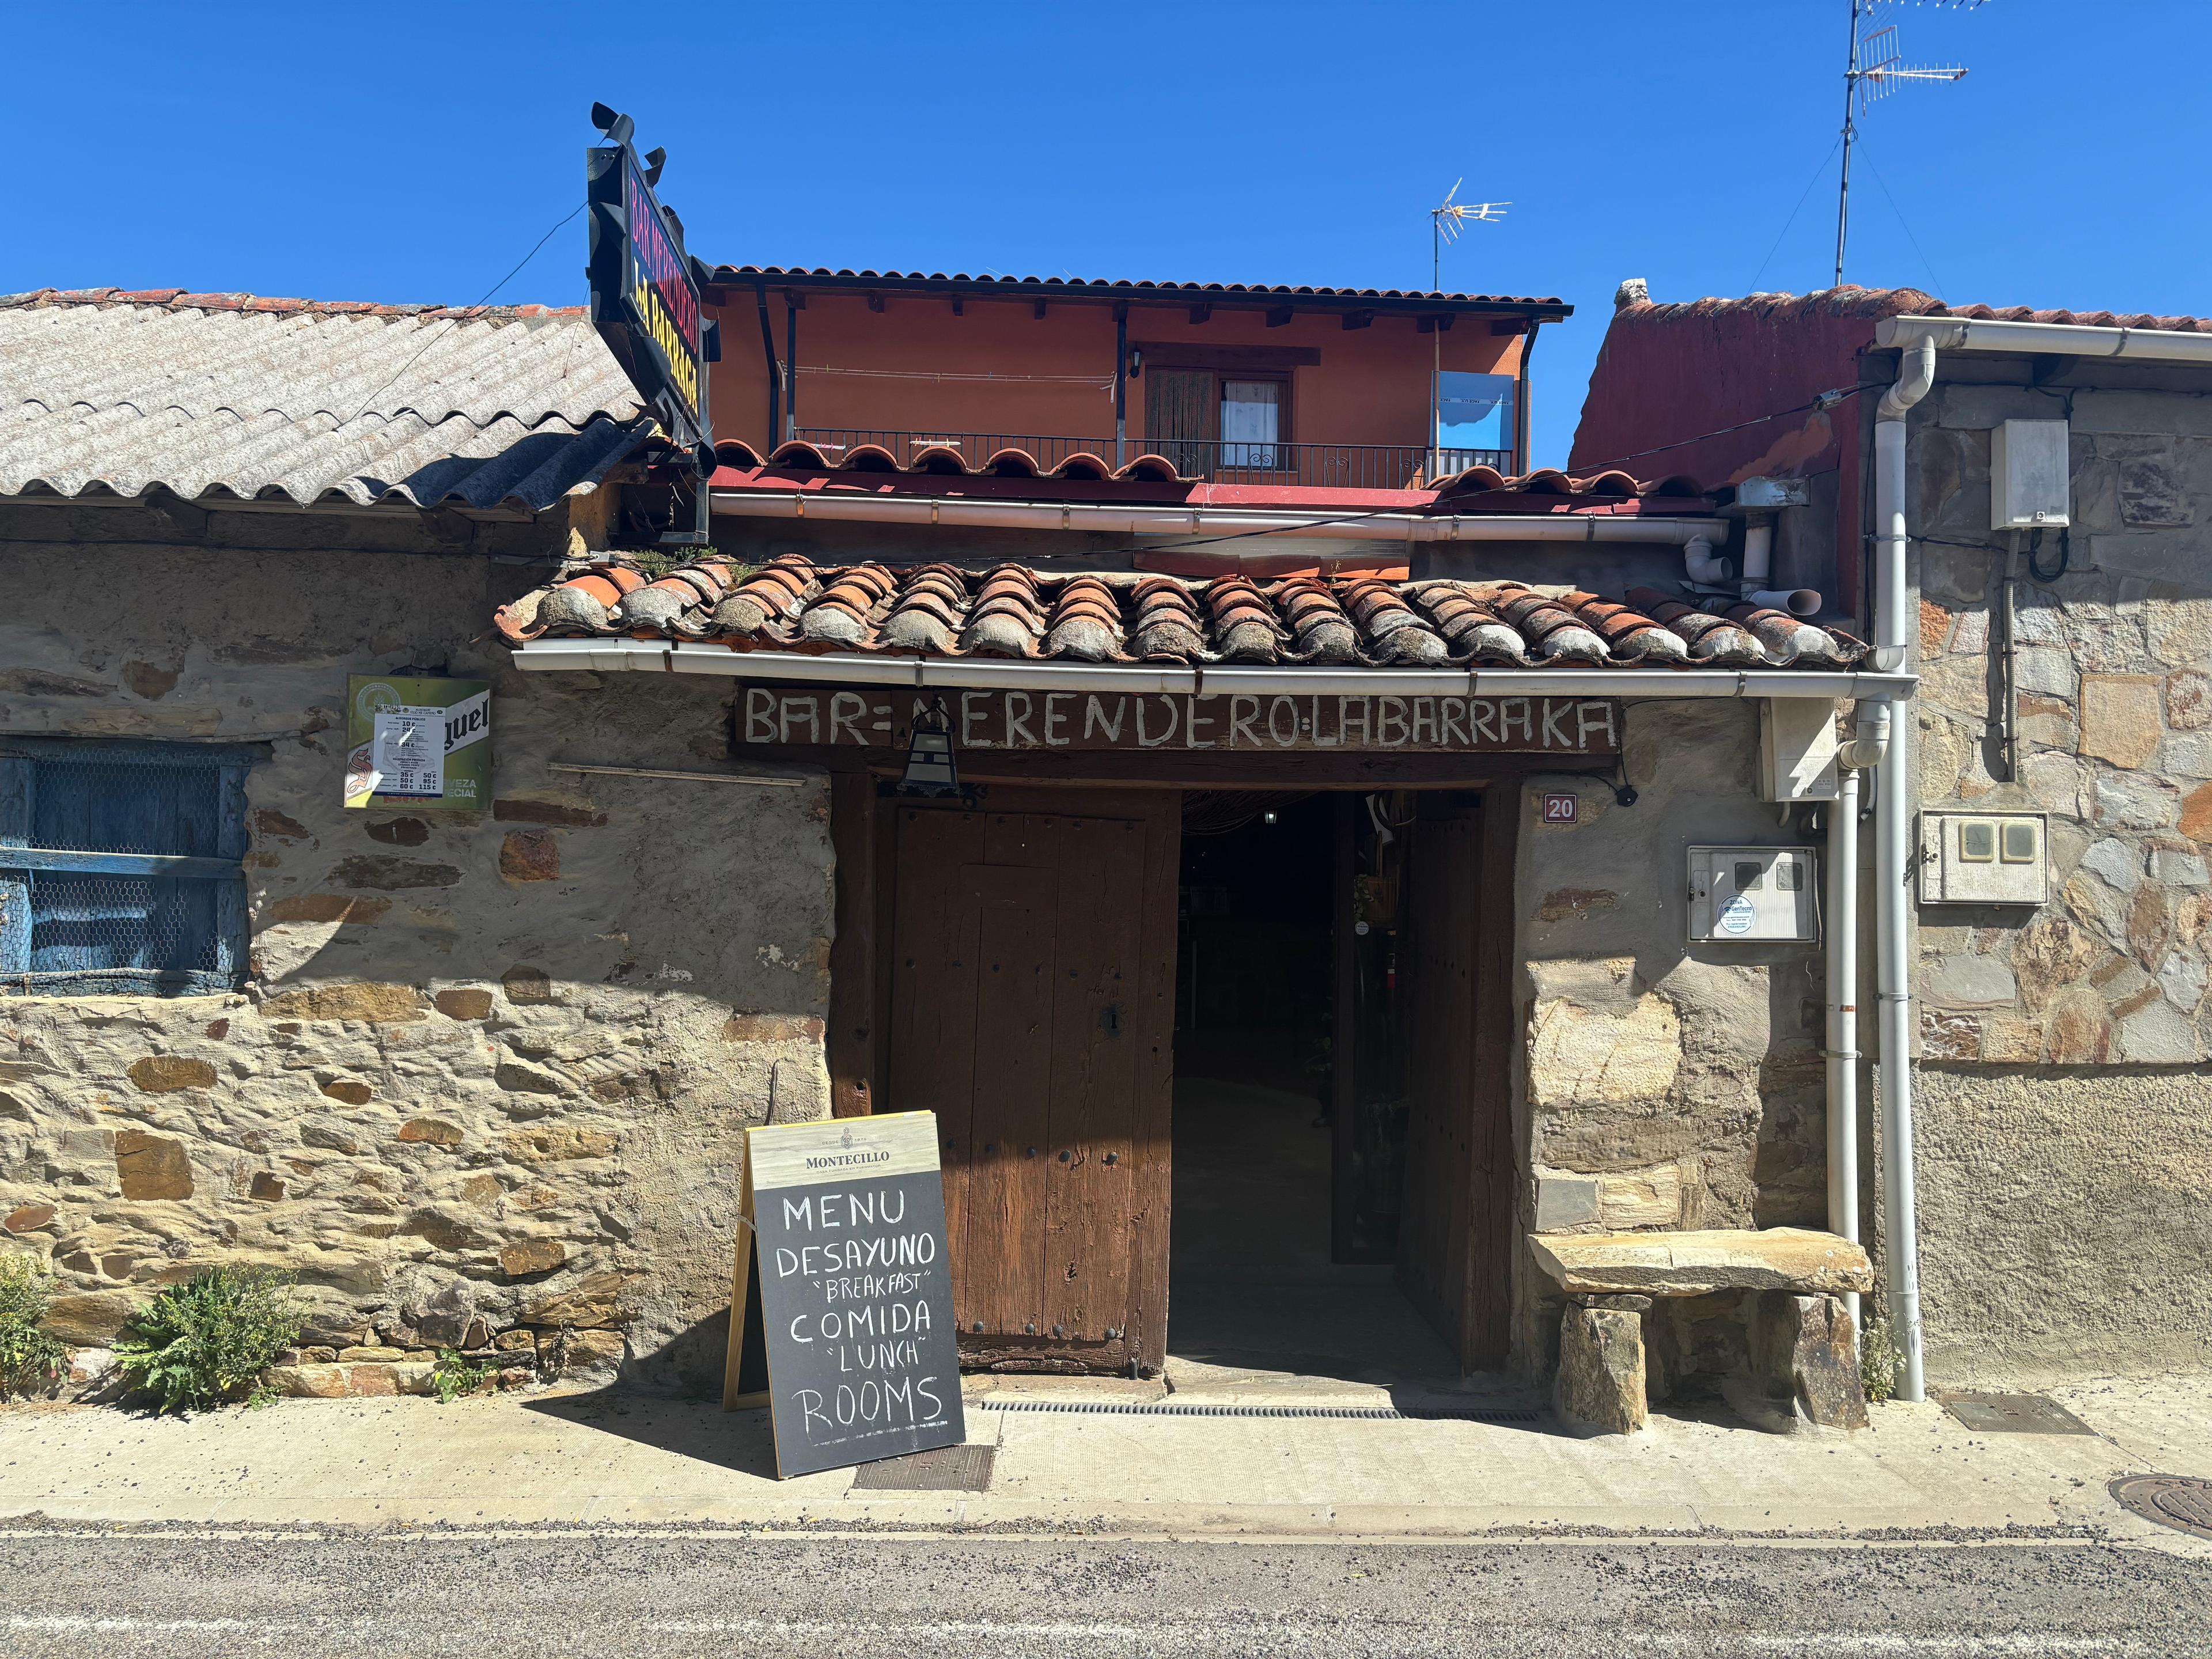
[7,1,2201,468]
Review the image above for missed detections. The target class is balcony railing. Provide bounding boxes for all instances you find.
[791,429,1513,490]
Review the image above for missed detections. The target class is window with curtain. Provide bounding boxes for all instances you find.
[0,738,254,996]
[1435,371,1515,465]
[1220,380,1282,468]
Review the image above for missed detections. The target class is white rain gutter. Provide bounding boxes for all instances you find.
[509,638,1914,702]
[1874,314,2212,363]
[709,489,1730,550]
[1871,331,1935,1403]
[1826,703,1888,1339]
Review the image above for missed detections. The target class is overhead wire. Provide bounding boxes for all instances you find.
[340,202,586,429]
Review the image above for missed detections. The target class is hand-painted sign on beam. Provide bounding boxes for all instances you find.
[737,683,1623,756]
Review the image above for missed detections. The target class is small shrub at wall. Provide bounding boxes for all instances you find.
[113,1266,304,1413]
[1861,1316,1906,1405]
[0,1257,66,1399]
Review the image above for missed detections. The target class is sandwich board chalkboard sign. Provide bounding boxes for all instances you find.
[722,1111,965,1479]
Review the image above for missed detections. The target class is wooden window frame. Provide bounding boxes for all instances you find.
[0,736,260,998]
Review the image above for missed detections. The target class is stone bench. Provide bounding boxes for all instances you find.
[1527,1227,1877,1435]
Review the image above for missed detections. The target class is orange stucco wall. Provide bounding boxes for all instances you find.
[707,289,1525,457]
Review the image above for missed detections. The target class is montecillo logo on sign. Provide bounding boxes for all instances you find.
[804,1128,891,1172]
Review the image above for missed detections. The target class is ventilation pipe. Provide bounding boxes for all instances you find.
[1871,334,1935,1402]
[1684,534,1733,584]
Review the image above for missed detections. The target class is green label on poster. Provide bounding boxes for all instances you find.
[343,676,492,810]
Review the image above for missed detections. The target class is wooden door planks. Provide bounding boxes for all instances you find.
[885,807,986,1327]
[1041,814,1146,1346]
[964,821,1058,1338]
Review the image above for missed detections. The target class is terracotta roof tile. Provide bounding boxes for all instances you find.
[1615,283,2212,336]
[495,555,1866,672]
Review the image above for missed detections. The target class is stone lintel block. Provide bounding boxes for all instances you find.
[1575,1293,1654,1313]
[1528,1228,1876,1298]
[1556,1306,1647,1436]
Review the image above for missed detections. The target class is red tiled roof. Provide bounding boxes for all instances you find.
[708,264,1567,313]
[1614,284,2212,335]
[495,555,1863,671]
[710,440,1706,510]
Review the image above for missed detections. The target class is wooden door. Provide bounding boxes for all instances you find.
[1144,369,1215,479]
[1392,793,1513,1372]
[884,801,1173,1372]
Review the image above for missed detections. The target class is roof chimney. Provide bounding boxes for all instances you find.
[1615,278,1649,310]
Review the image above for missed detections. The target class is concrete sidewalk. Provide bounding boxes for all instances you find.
[3,1370,2207,1555]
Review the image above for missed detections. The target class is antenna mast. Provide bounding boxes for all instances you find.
[1835,0,1980,288]
[1429,181,1509,478]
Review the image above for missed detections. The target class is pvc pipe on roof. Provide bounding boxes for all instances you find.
[1873,315,2212,364]
[507,637,1914,702]
[707,489,1731,547]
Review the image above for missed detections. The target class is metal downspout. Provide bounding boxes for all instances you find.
[753,282,779,448]
[1873,334,1934,1401]
[1115,306,1128,469]
[785,298,799,443]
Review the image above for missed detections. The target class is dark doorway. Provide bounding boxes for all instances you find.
[1166,789,1472,1388]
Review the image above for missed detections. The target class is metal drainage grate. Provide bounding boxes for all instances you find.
[1938,1392,2097,1435]
[2111,1475,2212,1542]
[975,1399,1541,1423]
[850,1444,996,1492]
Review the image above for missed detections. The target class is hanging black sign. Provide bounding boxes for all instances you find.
[586,107,714,464]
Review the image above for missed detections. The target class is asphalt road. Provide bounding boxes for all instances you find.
[3,1527,2209,1657]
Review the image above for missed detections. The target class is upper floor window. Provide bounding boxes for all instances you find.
[0,739,255,997]
[1435,371,1516,465]
[1220,379,1283,469]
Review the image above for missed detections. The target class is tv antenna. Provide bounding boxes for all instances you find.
[1427,181,1510,479]
[1835,0,1982,287]
[1431,180,1508,292]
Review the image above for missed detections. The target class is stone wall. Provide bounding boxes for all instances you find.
[0,501,834,1395]
[1509,699,1831,1372]
[1903,365,2212,1381]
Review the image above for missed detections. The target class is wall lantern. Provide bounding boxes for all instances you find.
[897,696,960,797]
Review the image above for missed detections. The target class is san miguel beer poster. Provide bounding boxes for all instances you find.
[343,676,492,811]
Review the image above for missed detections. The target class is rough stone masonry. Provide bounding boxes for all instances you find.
[0,502,835,1396]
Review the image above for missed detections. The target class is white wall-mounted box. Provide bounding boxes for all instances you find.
[1919,812,2049,906]
[1759,699,1840,802]
[1688,846,1820,944]
[1990,419,2070,530]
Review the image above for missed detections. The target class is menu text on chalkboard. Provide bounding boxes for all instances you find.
[724,1111,965,1479]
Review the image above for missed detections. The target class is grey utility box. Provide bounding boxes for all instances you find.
[1919,812,2050,906]
[1990,419,2070,530]
[1688,846,1820,944]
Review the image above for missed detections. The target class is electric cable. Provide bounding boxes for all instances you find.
[340,203,587,429]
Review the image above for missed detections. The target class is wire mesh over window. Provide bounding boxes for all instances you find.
[1,739,252,997]
[30,759,224,855]
[26,875,225,979]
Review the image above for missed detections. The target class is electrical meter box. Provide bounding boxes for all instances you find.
[1990,419,2070,530]
[1919,812,2049,906]
[1688,846,1820,944]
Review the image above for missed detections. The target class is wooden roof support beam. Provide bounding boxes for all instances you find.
[1033,299,1048,320]
[1418,314,1457,334]
[1188,303,1211,324]
[866,293,885,313]
[1342,309,1375,331]
[1266,307,1293,328]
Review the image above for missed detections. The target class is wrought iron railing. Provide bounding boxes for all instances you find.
[791,429,1513,489]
